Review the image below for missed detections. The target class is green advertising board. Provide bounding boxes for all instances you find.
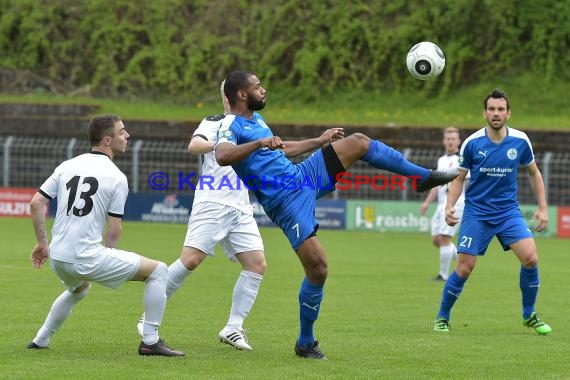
[346,200,431,233]
[345,200,558,237]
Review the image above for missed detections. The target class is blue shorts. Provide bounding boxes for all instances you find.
[456,214,533,255]
[265,149,334,251]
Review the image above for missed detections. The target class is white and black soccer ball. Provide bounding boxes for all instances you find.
[406,41,446,80]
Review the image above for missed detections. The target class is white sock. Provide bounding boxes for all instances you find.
[142,262,168,345]
[451,242,458,260]
[439,244,454,280]
[138,259,192,340]
[166,258,192,299]
[226,270,263,330]
[33,285,90,347]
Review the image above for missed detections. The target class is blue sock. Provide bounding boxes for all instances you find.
[362,140,430,180]
[437,271,467,320]
[520,266,539,320]
[297,278,323,347]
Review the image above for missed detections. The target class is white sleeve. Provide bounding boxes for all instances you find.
[108,176,129,218]
[193,116,225,141]
[192,118,210,140]
[38,164,63,200]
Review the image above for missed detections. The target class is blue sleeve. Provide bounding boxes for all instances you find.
[520,139,534,166]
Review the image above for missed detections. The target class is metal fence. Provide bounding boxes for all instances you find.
[1,136,568,205]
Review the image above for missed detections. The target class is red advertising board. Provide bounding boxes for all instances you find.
[0,187,36,217]
[557,207,570,238]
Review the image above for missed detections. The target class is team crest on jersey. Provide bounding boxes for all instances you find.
[218,130,233,139]
[507,148,517,160]
[258,119,269,129]
[458,155,464,166]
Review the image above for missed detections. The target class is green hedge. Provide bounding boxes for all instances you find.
[1,0,568,100]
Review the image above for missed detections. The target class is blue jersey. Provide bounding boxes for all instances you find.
[216,113,304,211]
[459,126,534,219]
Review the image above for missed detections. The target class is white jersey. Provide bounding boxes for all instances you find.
[39,152,129,263]
[192,114,252,215]
[436,152,466,206]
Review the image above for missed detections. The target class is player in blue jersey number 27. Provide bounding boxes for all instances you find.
[434,89,551,335]
[215,71,458,359]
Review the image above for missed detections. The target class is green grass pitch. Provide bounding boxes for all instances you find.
[2,217,569,379]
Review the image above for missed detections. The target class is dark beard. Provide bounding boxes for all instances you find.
[248,97,266,111]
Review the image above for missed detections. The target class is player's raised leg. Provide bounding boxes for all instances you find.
[331,133,457,192]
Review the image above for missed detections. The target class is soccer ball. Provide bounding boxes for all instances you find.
[406,41,446,80]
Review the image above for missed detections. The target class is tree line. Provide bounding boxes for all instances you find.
[0,0,568,101]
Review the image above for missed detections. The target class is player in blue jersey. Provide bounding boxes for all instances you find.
[433,89,551,335]
[214,71,457,359]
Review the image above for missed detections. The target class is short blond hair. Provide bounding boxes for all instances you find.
[220,79,231,114]
[443,126,459,135]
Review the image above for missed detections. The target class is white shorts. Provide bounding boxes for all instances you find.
[184,202,264,261]
[50,248,141,292]
[431,205,463,237]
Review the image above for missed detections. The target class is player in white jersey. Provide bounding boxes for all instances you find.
[420,127,466,281]
[27,114,185,356]
[433,89,551,335]
[137,82,266,351]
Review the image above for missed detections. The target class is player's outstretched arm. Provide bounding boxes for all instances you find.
[30,192,50,268]
[282,128,344,158]
[216,138,284,166]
